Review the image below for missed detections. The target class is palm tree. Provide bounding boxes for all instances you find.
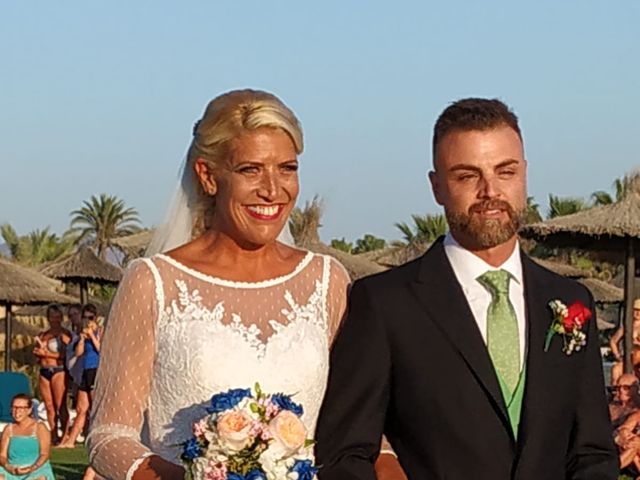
[547,195,587,219]
[352,234,386,254]
[69,194,141,259]
[288,196,323,247]
[0,224,75,266]
[395,213,448,245]
[19,228,76,266]
[330,238,353,253]
[1,223,21,259]
[590,190,613,206]
[523,197,543,224]
[590,171,640,206]
[614,171,640,199]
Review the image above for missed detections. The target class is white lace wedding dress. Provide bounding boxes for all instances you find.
[86,251,349,480]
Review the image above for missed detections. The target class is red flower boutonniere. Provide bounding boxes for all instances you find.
[544,299,591,355]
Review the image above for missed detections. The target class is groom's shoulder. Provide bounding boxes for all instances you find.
[523,254,593,303]
[353,255,423,293]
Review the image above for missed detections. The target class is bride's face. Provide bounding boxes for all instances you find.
[204,128,299,247]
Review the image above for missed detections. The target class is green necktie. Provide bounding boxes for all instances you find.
[477,269,520,394]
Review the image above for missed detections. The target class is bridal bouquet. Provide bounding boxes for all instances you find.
[181,384,318,480]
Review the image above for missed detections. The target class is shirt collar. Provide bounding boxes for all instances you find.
[443,232,523,289]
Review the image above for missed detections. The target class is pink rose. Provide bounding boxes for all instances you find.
[203,460,227,480]
[217,410,253,452]
[193,418,208,437]
[269,410,307,456]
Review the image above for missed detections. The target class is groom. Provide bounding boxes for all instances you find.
[316,98,617,479]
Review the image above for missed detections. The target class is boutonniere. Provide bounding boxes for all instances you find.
[544,299,591,355]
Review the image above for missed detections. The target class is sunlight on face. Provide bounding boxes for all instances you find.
[210,128,299,247]
[430,125,527,249]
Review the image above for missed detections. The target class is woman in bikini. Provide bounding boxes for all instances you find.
[33,304,72,444]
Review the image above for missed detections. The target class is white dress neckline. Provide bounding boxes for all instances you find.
[154,250,314,289]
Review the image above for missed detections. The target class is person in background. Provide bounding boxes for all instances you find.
[60,304,84,446]
[614,406,640,474]
[609,374,640,430]
[33,304,71,444]
[0,393,55,479]
[57,304,101,449]
[610,298,640,385]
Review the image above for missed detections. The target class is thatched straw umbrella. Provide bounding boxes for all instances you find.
[521,188,640,371]
[532,258,585,278]
[41,246,122,304]
[112,230,154,259]
[359,243,431,268]
[303,242,385,280]
[0,258,76,371]
[577,278,624,305]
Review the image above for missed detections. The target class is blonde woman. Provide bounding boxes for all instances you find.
[88,90,404,479]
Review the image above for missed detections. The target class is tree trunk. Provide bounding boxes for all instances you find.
[4,303,12,372]
[624,239,636,374]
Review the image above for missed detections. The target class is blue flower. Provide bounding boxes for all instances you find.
[227,474,245,480]
[181,437,202,461]
[245,469,267,480]
[271,394,304,416]
[207,388,252,413]
[290,459,318,480]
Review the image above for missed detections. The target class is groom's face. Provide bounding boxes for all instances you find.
[430,125,527,249]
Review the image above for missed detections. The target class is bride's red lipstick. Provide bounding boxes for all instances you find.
[244,204,284,220]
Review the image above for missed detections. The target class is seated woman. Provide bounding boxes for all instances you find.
[33,304,72,443]
[0,394,55,480]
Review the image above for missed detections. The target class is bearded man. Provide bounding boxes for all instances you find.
[316,98,617,480]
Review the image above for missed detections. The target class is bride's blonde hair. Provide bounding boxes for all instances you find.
[187,89,304,238]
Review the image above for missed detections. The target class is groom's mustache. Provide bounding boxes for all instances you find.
[468,199,515,216]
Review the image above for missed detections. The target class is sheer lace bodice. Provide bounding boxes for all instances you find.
[87,251,349,480]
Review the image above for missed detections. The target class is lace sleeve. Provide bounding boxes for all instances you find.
[87,259,159,480]
[325,257,351,345]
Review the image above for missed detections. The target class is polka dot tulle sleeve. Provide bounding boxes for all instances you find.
[87,259,158,480]
[325,257,351,345]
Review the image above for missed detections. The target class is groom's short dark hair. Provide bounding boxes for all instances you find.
[432,98,521,162]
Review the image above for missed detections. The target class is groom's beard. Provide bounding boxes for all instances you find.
[445,199,524,248]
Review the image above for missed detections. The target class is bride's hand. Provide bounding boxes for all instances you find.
[132,455,186,480]
[375,452,408,480]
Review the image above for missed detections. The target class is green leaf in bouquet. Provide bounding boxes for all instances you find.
[255,382,263,399]
[250,402,259,413]
[227,440,266,476]
[304,439,316,448]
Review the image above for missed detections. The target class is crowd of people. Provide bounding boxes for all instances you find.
[0,303,102,479]
[609,299,640,477]
[32,303,101,449]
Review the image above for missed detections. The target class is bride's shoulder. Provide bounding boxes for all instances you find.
[119,257,162,288]
[298,250,351,285]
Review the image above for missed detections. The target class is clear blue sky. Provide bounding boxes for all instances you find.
[1,1,639,243]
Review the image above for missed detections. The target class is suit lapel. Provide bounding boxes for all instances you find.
[515,255,553,454]
[408,240,512,436]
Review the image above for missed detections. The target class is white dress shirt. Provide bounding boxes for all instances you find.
[443,233,527,369]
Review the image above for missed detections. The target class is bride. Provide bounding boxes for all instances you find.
[87,89,403,479]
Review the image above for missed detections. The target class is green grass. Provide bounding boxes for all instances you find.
[50,446,89,480]
[47,446,633,480]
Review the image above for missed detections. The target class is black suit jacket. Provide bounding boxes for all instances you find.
[316,239,617,480]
